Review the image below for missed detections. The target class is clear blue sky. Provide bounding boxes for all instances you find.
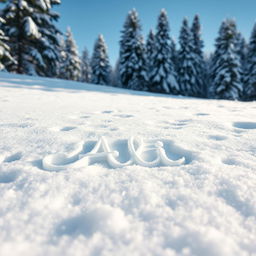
[57,0,256,65]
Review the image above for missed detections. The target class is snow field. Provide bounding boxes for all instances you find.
[0,72,256,256]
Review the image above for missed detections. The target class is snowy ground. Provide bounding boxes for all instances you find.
[0,72,256,256]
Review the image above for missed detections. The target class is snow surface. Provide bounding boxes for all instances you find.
[0,72,256,256]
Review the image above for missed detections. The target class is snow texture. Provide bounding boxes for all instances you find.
[0,72,256,256]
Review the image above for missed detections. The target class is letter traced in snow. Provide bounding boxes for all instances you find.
[42,137,185,171]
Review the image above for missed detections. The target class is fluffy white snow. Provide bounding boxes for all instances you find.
[0,72,256,256]
[24,17,40,39]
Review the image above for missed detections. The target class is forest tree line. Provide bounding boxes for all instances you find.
[0,1,256,100]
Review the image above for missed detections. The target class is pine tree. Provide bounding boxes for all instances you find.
[244,23,256,100]
[209,19,242,100]
[149,9,178,94]
[0,17,14,70]
[178,18,200,96]
[204,52,213,96]
[146,29,155,79]
[0,0,61,76]
[90,34,112,85]
[235,32,247,98]
[191,14,205,97]
[56,35,66,78]
[119,9,148,91]
[170,37,178,72]
[61,27,81,81]
[80,47,91,83]
[235,32,247,68]
[1,0,41,74]
[111,58,121,87]
[33,0,62,77]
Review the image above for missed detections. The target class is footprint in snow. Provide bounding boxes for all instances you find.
[222,157,243,166]
[4,152,22,163]
[102,110,114,114]
[195,113,209,116]
[0,169,20,183]
[233,122,256,130]
[60,126,76,132]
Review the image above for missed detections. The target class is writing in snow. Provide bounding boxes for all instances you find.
[42,137,186,171]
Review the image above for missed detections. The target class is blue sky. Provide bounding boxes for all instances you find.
[57,0,256,65]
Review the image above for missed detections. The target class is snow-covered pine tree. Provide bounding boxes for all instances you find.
[235,32,247,69]
[111,58,121,87]
[146,29,155,79]
[149,9,178,94]
[80,47,91,83]
[32,0,62,77]
[191,14,205,97]
[209,19,242,100]
[56,35,66,78]
[235,32,247,98]
[0,16,14,70]
[1,0,41,74]
[204,52,213,97]
[178,18,200,97]
[90,34,112,85]
[243,23,256,100]
[170,37,178,73]
[0,0,61,76]
[119,9,148,91]
[61,27,81,81]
